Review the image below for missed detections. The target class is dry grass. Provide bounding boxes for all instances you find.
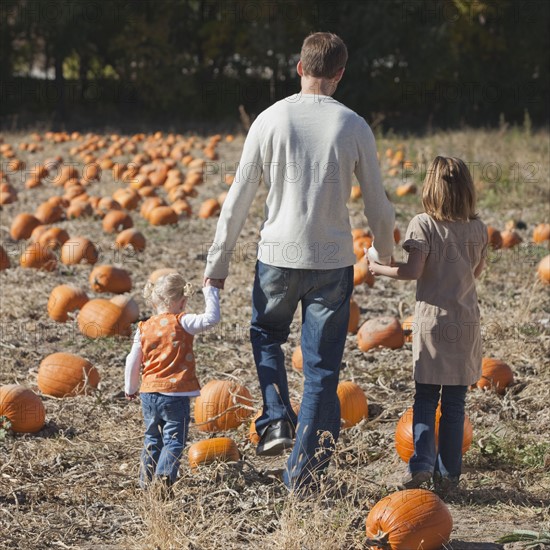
[1,128,549,549]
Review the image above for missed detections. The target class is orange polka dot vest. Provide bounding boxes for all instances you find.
[138,312,200,393]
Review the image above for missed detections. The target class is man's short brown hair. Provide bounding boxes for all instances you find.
[300,32,348,79]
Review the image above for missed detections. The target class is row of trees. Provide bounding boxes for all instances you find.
[1,0,548,130]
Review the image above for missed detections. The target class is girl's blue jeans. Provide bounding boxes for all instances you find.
[140,392,190,486]
[250,260,353,491]
[409,382,468,479]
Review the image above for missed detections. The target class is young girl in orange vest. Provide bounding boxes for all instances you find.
[125,273,221,487]
[368,156,487,494]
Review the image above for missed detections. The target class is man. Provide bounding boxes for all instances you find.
[204,32,395,491]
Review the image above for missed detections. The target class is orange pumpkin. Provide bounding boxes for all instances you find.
[95,197,121,217]
[38,227,70,250]
[194,379,254,432]
[112,187,140,210]
[77,299,132,338]
[10,213,42,240]
[291,346,303,372]
[365,489,452,550]
[20,243,57,271]
[0,385,46,433]
[109,294,140,326]
[102,210,133,233]
[473,358,514,394]
[89,265,132,294]
[538,254,550,284]
[198,198,221,219]
[395,405,473,462]
[148,205,179,226]
[533,223,550,244]
[337,381,368,428]
[353,259,375,287]
[0,245,9,270]
[37,353,99,397]
[487,226,503,249]
[353,236,373,262]
[48,285,89,322]
[171,199,192,217]
[188,437,240,469]
[34,202,64,224]
[140,196,165,220]
[500,230,522,249]
[350,185,362,200]
[357,317,404,352]
[60,237,99,265]
[348,298,360,333]
[395,183,417,197]
[115,228,146,252]
[393,226,401,244]
[351,228,370,241]
[66,200,93,219]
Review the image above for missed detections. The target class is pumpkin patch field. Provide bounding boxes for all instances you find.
[0,129,549,549]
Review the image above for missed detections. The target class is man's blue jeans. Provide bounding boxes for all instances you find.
[140,392,190,486]
[250,260,353,491]
[409,382,468,480]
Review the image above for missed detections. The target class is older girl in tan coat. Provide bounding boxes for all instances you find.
[368,156,487,494]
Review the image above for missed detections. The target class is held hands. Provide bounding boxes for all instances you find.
[364,247,394,276]
[125,393,138,401]
[203,277,226,290]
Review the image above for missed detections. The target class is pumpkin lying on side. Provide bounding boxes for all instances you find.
[194,379,254,432]
[77,298,133,338]
[188,437,240,469]
[472,357,514,394]
[365,489,452,550]
[89,265,132,294]
[0,385,45,433]
[48,285,89,322]
[38,352,99,397]
[357,317,404,352]
[60,237,99,265]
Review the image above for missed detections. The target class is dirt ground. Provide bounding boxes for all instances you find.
[0,129,549,549]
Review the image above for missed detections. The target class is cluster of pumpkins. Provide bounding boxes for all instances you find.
[349,146,417,201]
[0,130,238,273]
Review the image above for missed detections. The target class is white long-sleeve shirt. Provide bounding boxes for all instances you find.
[124,286,220,396]
[205,93,395,279]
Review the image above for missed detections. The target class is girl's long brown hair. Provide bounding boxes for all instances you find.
[422,156,478,221]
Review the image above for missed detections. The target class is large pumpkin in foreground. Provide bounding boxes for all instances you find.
[188,437,240,469]
[194,379,254,432]
[395,405,473,463]
[37,353,99,397]
[0,385,45,433]
[365,489,452,550]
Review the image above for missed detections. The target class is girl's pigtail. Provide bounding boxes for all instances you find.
[143,281,155,306]
[183,282,195,297]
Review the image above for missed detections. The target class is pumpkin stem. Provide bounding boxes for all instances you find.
[365,532,390,548]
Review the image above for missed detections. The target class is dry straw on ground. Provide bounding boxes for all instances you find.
[1,129,549,549]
